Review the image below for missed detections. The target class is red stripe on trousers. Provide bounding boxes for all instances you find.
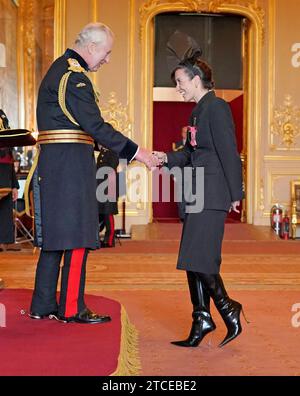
[108,215,115,246]
[65,248,85,317]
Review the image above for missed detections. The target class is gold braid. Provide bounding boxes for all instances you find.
[58,71,80,127]
[58,58,100,125]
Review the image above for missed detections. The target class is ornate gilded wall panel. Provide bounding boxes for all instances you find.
[101,92,133,139]
[270,94,300,151]
[0,0,18,128]
[54,0,66,58]
[139,0,264,224]
[18,0,54,131]
[262,156,300,221]
[139,0,264,41]
[268,171,300,209]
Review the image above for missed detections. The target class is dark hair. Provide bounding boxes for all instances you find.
[171,49,215,90]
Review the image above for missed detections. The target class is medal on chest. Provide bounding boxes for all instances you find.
[187,117,198,148]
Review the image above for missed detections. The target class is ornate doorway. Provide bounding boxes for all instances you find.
[139,0,264,224]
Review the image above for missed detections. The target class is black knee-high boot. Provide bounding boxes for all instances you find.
[171,271,216,347]
[199,273,244,347]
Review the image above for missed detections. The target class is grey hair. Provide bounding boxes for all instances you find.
[75,23,114,47]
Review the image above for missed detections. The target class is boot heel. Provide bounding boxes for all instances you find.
[241,307,250,324]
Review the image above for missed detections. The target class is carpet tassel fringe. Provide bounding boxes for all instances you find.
[111,305,141,376]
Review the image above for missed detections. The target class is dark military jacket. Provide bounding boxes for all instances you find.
[174,140,185,152]
[35,49,138,250]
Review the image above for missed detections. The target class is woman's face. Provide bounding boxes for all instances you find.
[174,68,198,102]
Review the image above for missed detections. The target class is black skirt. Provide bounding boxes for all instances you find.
[177,209,227,274]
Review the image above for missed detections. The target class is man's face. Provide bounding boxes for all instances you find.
[88,35,113,72]
[182,127,187,140]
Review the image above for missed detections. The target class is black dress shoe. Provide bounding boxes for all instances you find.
[29,310,58,320]
[56,308,111,324]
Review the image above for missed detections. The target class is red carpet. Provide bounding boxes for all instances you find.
[0,289,140,376]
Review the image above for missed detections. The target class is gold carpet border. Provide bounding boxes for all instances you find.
[111,305,141,376]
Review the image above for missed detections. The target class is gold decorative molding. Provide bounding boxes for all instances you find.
[54,0,66,58]
[128,0,135,130]
[89,0,98,85]
[264,155,300,162]
[101,92,132,139]
[259,178,265,211]
[268,0,276,153]
[270,175,283,205]
[19,0,37,131]
[139,0,265,224]
[291,200,298,239]
[271,95,300,150]
[240,152,247,221]
[91,0,98,22]
[139,0,264,42]
[266,171,300,216]
[17,0,55,132]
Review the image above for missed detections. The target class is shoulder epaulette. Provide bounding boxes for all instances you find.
[67,58,85,73]
[58,58,100,125]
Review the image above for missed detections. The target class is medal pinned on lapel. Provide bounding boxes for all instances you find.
[187,117,198,148]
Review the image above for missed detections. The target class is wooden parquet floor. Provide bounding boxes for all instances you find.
[1,224,300,291]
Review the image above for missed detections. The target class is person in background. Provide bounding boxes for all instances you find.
[173,126,187,152]
[96,145,119,248]
[0,110,19,252]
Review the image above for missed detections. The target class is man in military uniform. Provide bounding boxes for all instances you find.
[173,126,187,152]
[29,22,159,324]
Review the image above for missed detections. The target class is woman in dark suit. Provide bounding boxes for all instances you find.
[154,51,245,348]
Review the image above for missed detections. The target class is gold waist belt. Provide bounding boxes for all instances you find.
[24,130,93,216]
[37,129,94,146]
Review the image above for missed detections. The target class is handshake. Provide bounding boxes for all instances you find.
[135,149,167,170]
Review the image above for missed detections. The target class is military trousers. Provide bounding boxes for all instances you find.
[30,248,88,317]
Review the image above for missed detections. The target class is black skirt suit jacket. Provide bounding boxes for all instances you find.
[166,91,244,273]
